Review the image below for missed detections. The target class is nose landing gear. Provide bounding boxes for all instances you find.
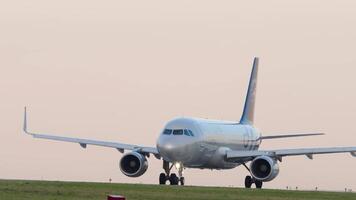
[159,160,185,186]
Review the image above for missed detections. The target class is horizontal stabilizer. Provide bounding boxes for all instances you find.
[260,133,324,140]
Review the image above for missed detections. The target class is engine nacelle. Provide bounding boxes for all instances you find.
[119,152,148,177]
[250,156,279,182]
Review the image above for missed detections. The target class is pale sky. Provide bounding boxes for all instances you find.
[1,0,356,191]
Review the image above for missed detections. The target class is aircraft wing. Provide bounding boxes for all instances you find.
[226,147,356,162]
[23,108,160,158]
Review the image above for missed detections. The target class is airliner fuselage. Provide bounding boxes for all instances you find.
[157,117,261,169]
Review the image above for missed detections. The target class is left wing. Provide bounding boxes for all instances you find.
[23,107,160,158]
[226,147,356,162]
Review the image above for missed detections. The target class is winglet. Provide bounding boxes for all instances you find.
[23,107,31,135]
[240,57,259,125]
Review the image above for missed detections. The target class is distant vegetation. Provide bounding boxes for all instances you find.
[0,179,355,200]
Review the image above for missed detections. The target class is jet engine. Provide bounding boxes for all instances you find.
[250,156,279,182]
[119,152,148,177]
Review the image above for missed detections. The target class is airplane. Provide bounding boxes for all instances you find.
[23,57,356,189]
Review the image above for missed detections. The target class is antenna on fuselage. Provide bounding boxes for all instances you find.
[240,57,259,125]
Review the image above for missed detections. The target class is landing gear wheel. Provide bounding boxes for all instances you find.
[255,180,263,189]
[180,177,185,186]
[244,176,253,188]
[159,173,167,185]
[169,173,179,185]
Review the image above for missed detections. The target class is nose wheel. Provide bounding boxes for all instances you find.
[179,177,185,185]
[159,160,185,186]
[159,173,166,185]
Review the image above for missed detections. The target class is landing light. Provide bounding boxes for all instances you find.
[175,162,182,170]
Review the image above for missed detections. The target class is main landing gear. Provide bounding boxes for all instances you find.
[159,160,185,185]
[244,175,263,189]
[243,163,263,189]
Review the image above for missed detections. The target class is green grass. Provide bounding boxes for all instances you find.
[0,179,355,200]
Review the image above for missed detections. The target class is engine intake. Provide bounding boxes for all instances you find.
[250,156,279,182]
[119,152,148,177]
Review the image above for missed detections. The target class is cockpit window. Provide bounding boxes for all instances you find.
[173,129,184,135]
[166,129,194,136]
[183,129,190,136]
[163,129,172,135]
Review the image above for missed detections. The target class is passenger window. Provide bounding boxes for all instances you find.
[173,129,183,135]
[183,129,190,136]
[163,129,172,135]
[188,130,194,136]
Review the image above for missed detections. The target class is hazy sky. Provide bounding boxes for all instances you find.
[1,0,356,191]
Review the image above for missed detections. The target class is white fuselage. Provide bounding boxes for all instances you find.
[156,117,261,169]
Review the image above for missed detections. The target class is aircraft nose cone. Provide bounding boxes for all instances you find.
[157,137,179,161]
[157,135,197,163]
[157,139,174,153]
